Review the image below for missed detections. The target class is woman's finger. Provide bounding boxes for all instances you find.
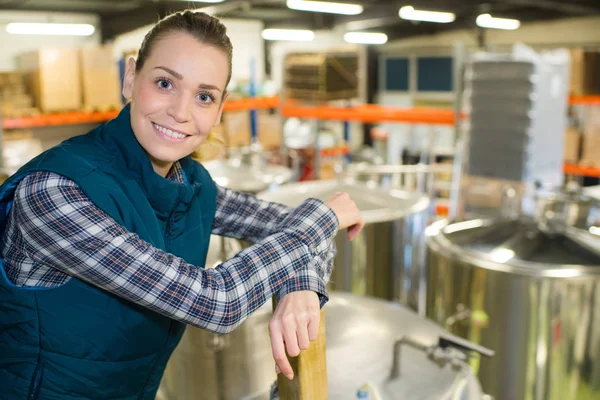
[296,322,310,351]
[307,311,320,341]
[283,317,301,358]
[270,322,294,380]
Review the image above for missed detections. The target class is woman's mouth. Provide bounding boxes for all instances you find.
[152,122,188,142]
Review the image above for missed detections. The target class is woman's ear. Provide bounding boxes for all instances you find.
[122,57,137,100]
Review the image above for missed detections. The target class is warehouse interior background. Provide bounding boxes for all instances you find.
[0,1,599,400]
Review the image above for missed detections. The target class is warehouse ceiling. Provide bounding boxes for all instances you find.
[1,0,600,41]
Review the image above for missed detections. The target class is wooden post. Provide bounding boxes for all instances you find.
[273,302,328,400]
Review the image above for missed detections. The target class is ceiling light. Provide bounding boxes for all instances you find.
[287,0,363,16]
[399,6,455,24]
[187,0,225,2]
[476,14,520,30]
[6,22,95,36]
[344,32,388,45]
[262,28,315,41]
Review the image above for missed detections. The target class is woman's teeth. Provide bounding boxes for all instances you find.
[153,123,187,139]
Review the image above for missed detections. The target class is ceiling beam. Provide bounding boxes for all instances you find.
[503,0,600,15]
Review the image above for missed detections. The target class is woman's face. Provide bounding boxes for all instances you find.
[122,32,229,176]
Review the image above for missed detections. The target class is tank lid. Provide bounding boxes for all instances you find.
[257,179,429,224]
[203,159,292,193]
[428,218,600,276]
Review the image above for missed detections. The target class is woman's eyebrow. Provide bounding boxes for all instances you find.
[154,66,182,80]
[153,66,222,92]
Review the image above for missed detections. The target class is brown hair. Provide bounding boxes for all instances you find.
[136,10,233,88]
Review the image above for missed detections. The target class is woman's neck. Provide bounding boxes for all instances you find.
[149,156,173,178]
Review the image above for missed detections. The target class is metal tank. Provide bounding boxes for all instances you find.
[257,179,430,312]
[425,208,600,400]
[202,146,293,193]
[158,290,489,400]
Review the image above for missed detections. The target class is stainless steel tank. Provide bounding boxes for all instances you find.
[425,217,600,400]
[158,291,488,400]
[257,179,430,312]
[203,148,293,194]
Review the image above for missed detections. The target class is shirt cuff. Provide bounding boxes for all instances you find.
[281,198,339,255]
[276,269,329,309]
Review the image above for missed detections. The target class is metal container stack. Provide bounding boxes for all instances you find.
[426,45,600,400]
[458,44,569,219]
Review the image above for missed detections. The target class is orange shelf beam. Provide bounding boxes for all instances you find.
[280,103,458,125]
[569,95,600,106]
[2,97,281,130]
[223,96,279,111]
[564,164,600,178]
[3,110,119,130]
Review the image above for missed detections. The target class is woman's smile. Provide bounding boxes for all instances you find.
[151,121,189,142]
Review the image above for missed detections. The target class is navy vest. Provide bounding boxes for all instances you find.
[0,104,217,399]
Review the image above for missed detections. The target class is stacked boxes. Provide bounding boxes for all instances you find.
[18,48,82,113]
[284,51,359,102]
[15,46,123,114]
[80,45,122,111]
[569,49,600,96]
[0,72,38,117]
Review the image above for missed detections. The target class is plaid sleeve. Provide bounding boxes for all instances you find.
[12,171,337,334]
[212,185,292,242]
[213,185,340,304]
[276,238,337,308]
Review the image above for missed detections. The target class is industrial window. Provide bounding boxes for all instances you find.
[417,56,453,92]
[385,57,409,91]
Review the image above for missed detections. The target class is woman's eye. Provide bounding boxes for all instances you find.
[197,93,214,103]
[157,79,172,90]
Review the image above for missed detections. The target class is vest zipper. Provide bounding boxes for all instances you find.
[28,363,43,400]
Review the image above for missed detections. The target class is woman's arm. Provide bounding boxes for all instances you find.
[212,185,292,243]
[11,172,338,334]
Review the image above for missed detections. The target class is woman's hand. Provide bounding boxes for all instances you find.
[325,192,364,241]
[269,290,320,380]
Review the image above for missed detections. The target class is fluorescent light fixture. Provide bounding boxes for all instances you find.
[476,13,520,30]
[262,28,315,41]
[187,0,225,2]
[344,32,388,45]
[287,0,363,16]
[399,6,455,23]
[6,22,95,36]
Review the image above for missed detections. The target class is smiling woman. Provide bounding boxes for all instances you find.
[0,9,364,400]
[122,32,230,176]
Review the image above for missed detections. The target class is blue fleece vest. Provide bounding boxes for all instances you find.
[0,105,217,399]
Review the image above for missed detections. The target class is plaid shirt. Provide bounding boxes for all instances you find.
[0,162,337,334]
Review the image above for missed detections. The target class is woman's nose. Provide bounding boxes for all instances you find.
[167,94,191,123]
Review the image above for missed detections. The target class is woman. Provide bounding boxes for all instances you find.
[0,10,363,400]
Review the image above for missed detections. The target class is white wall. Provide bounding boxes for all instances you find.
[111,18,265,84]
[0,11,100,72]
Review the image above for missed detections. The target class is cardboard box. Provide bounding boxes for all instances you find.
[221,110,282,149]
[80,45,122,110]
[581,134,600,165]
[563,127,581,164]
[570,49,600,96]
[257,112,282,149]
[0,72,24,86]
[18,48,82,113]
[221,110,251,148]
